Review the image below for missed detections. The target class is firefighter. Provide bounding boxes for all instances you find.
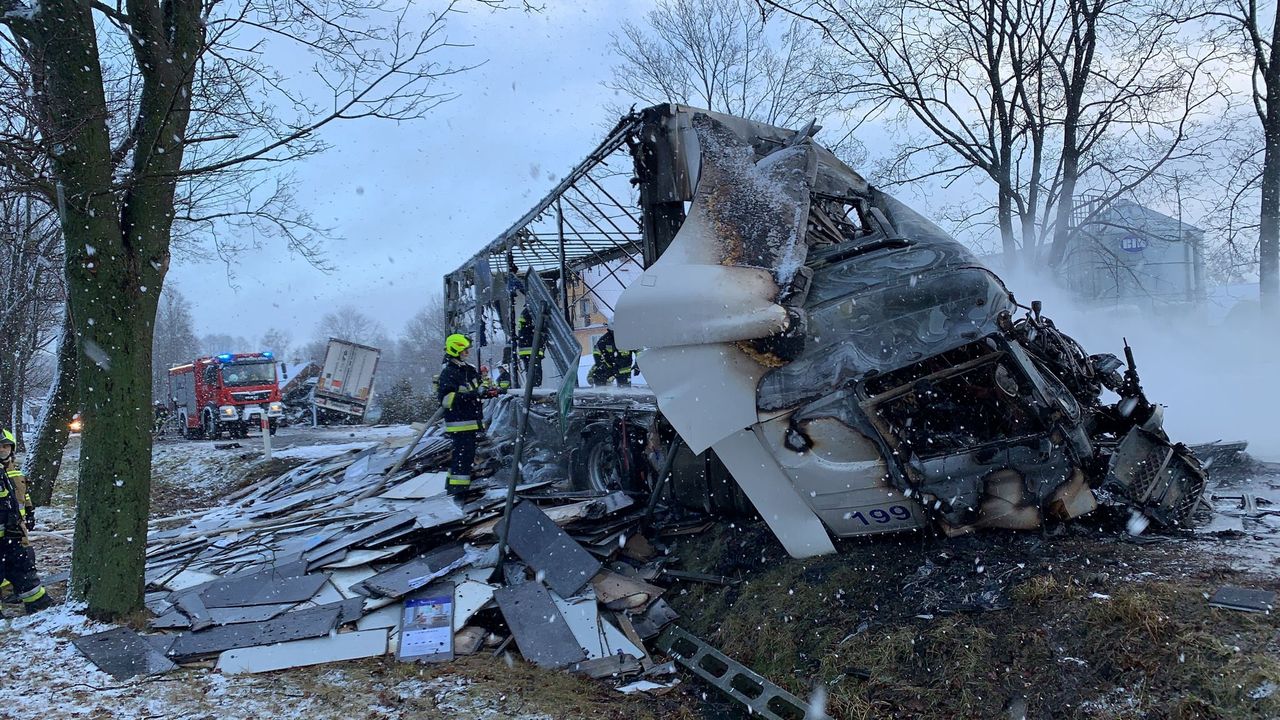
[437,334,487,496]
[495,365,511,391]
[515,306,544,388]
[0,429,50,613]
[590,328,635,387]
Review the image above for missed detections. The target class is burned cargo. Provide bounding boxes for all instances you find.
[444,104,1206,558]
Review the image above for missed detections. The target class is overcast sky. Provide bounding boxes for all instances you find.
[169,3,660,348]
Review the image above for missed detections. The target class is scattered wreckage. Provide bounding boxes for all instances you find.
[70,407,812,720]
[443,104,1208,558]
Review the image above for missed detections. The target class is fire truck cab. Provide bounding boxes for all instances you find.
[169,352,284,439]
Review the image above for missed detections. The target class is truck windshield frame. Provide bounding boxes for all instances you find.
[220,361,276,387]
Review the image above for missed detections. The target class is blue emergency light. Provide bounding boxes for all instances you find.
[262,351,274,359]
[216,353,233,362]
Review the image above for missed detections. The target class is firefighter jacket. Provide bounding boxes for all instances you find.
[593,331,635,378]
[437,357,483,433]
[0,461,31,538]
[515,308,545,358]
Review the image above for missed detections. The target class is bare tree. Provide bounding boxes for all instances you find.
[0,194,62,438]
[24,312,74,506]
[260,327,292,363]
[152,288,199,400]
[199,333,253,357]
[610,0,861,156]
[0,0,486,618]
[316,305,389,350]
[391,300,448,395]
[763,0,1225,265]
[1198,1,1280,314]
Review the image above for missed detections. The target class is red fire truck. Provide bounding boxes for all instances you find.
[169,352,283,439]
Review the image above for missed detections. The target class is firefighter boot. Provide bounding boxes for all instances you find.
[21,585,50,613]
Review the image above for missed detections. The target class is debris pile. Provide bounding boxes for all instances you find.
[70,407,812,719]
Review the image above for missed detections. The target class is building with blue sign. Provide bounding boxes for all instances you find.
[1057,198,1206,309]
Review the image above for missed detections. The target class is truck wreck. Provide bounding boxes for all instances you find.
[444,105,1206,558]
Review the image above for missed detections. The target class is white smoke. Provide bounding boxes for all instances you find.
[997,267,1280,461]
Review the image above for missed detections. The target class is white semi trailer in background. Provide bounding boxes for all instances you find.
[313,338,381,423]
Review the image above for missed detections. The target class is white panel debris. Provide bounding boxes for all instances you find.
[712,429,836,558]
[215,629,389,675]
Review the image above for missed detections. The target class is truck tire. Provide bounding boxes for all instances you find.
[572,427,622,493]
[180,411,201,440]
[204,412,218,440]
[269,419,278,436]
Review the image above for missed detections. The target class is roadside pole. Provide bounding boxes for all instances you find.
[495,304,547,577]
[261,414,272,460]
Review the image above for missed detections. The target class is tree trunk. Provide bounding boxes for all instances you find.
[15,0,146,619]
[0,340,17,435]
[24,313,77,507]
[1260,126,1280,316]
[998,182,1018,257]
[69,260,158,618]
[1048,138,1081,268]
[1260,6,1280,317]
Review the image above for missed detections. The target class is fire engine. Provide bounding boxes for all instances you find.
[169,352,283,439]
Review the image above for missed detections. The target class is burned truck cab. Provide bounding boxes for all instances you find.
[613,108,1204,555]
[755,191,1100,536]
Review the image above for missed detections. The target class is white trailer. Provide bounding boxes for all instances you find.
[313,338,381,421]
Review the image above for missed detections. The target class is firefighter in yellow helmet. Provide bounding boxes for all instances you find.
[436,334,494,496]
[0,429,51,613]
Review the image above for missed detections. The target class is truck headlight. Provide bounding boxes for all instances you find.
[268,402,283,416]
[219,405,237,418]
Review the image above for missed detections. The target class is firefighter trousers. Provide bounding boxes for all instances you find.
[448,430,478,488]
[0,535,48,613]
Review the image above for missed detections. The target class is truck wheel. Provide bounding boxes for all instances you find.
[204,413,218,440]
[572,423,622,493]
[269,419,278,436]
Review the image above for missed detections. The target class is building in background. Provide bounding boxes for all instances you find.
[1058,198,1206,310]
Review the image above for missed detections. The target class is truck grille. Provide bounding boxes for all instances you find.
[232,391,271,402]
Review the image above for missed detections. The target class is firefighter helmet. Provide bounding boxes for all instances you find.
[445,334,472,358]
[0,429,14,447]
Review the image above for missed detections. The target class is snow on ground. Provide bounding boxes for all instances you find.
[0,422,561,720]
[0,600,553,720]
[273,440,382,460]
